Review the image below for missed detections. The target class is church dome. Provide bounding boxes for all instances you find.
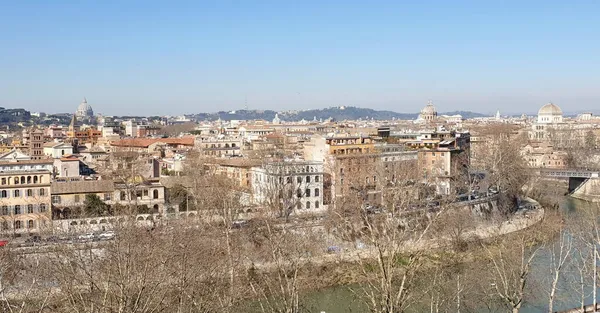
[538,102,562,116]
[421,102,437,115]
[76,98,94,118]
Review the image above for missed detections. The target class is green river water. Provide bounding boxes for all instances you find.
[249,197,598,313]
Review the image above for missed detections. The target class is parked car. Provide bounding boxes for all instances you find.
[78,233,95,241]
[98,231,116,240]
[327,246,341,254]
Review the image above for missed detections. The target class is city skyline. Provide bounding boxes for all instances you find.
[1,1,599,115]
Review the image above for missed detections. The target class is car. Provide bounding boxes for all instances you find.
[98,231,116,240]
[327,246,341,254]
[232,220,249,229]
[78,233,95,241]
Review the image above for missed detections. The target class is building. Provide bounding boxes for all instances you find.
[0,157,53,237]
[26,128,45,160]
[51,178,167,220]
[198,136,243,157]
[75,98,94,119]
[416,100,438,123]
[251,161,325,214]
[43,142,74,159]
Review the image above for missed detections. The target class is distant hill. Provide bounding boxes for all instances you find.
[188,106,486,122]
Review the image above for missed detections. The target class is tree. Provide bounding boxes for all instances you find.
[83,194,110,217]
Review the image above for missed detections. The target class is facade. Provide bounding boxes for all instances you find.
[198,137,243,157]
[51,178,167,219]
[43,142,74,158]
[251,161,325,214]
[0,159,53,236]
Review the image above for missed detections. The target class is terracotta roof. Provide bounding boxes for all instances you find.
[51,180,115,195]
[111,137,195,148]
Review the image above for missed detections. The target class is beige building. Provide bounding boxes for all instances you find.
[0,159,53,237]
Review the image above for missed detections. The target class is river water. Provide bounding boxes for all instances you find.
[283,197,598,313]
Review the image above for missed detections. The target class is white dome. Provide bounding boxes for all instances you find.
[76,98,94,118]
[421,104,436,115]
[538,102,562,116]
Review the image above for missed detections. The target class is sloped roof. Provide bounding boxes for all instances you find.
[111,137,195,148]
[51,180,115,195]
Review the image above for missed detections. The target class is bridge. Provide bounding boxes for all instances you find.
[538,168,600,198]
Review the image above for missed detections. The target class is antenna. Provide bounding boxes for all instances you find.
[245,95,248,110]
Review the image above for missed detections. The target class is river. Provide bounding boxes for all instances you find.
[271,197,598,313]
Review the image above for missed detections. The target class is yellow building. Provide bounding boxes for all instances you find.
[0,158,53,237]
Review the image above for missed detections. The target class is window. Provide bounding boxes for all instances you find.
[104,193,112,201]
[143,189,149,197]
[26,189,33,197]
[27,220,34,229]
[305,189,310,197]
[39,188,45,196]
[14,177,18,185]
[1,178,5,185]
[27,205,33,214]
[297,176,302,183]
[120,191,126,201]
[306,201,311,209]
[52,195,61,204]
[13,190,20,197]
[297,189,302,198]
[0,190,6,198]
[27,176,31,184]
[315,188,320,197]
[1,206,7,215]
[74,194,80,203]
[306,176,311,183]
[315,201,320,209]
[14,220,22,229]
[286,177,291,184]
[153,190,159,199]
[315,176,320,182]
[39,204,46,212]
[14,205,21,215]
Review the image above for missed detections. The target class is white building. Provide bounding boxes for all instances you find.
[43,142,74,159]
[125,120,138,137]
[251,161,325,215]
[530,102,565,140]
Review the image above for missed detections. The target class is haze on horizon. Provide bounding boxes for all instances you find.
[0,1,598,116]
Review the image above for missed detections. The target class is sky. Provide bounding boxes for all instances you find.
[0,0,599,116]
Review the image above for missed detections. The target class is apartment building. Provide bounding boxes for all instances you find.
[0,158,53,236]
[251,161,325,214]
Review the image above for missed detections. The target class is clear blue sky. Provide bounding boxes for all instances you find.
[1,0,599,115]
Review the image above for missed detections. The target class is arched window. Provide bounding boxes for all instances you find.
[33,176,38,184]
[27,220,34,229]
[27,204,33,214]
[26,189,33,197]
[38,176,43,184]
[0,190,6,198]
[315,201,320,209]
[1,178,5,185]
[1,206,7,215]
[315,188,319,197]
[27,176,31,184]
[20,176,25,184]
[306,201,311,209]
[14,220,21,229]
[120,191,126,201]
[13,177,19,185]
[39,188,45,196]
[13,190,20,197]
[14,205,21,215]
[39,204,46,212]
[153,190,159,199]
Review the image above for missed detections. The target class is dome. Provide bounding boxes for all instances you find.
[538,102,562,116]
[76,97,94,118]
[420,100,437,114]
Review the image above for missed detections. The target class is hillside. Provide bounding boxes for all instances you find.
[188,106,486,122]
